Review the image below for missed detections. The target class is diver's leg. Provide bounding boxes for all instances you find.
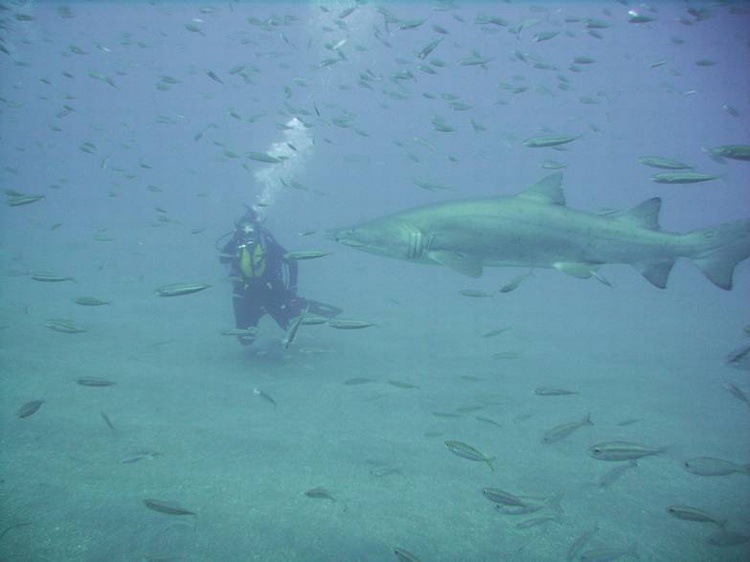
[232,286,263,345]
[269,293,306,331]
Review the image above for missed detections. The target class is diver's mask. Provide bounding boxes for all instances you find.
[237,222,259,248]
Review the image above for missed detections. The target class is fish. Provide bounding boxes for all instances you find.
[523,135,580,148]
[726,346,750,371]
[17,399,44,418]
[369,467,402,477]
[706,529,750,547]
[499,271,533,293]
[580,543,638,562]
[683,456,750,476]
[481,487,525,506]
[705,144,750,162]
[31,272,74,282]
[206,70,223,84]
[76,377,116,387]
[458,289,494,298]
[588,441,663,461]
[515,515,560,529]
[100,412,116,431]
[638,156,693,170]
[326,173,750,290]
[344,377,375,385]
[253,388,277,407]
[416,38,443,60]
[247,151,283,164]
[459,54,494,66]
[534,387,578,396]
[45,318,86,333]
[444,440,495,471]
[156,282,210,297]
[282,312,306,349]
[387,380,418,389]
[481,327,510,338]
[122,451,161,464]
[431,116,455,133]
[394,547,421,562]
[475,416,502,428]
[567,525,600,561]
[143,499,195,515]
[667,505,726,527]
[542,413,593,444]
[304,486,336,501]
[327,319,375,329]
[598,460,638,488]
[73,296,110,306]
[284,251,330,260]
[651,171,721,184]
[413,179,455,192]
[220,327,257,337]
[7,194,44,206]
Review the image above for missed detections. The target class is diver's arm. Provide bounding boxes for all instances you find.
[219,237,238,266]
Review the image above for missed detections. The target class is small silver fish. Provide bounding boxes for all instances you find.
[651,171,720,184]
[523,135,580,148]
[304,486,336,501]
[534,387,578,396]
[542,413,593,444]
[143,499,195,515]
[17,399,44,418]
[588,441,663,461]
[444,441,495,471]
[253,388,277,407]
[156,282,210,297]
[684,456,750,476]
[284,250,330,261]
[667,505,726,527]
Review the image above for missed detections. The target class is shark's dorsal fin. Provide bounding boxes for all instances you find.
[518,172,566,206]
[614,198,662,230]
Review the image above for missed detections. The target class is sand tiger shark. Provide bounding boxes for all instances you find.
[327,173,750,290]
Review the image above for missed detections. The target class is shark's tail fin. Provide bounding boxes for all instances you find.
[687,218,750,290]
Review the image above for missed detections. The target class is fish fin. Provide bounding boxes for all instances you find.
[634,259,675,289]
[614,198,661,230]
[552,262,599,279]
[430,250,483,277]
[517,172,566,205]
[688,218,750,290]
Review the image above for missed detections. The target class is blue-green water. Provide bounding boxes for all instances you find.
[1,2,748,561]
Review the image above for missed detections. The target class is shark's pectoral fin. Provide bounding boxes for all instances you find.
[430,250,483,278]
[634,259,675,289]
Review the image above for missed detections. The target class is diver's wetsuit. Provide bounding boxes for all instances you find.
[220,226,306,345]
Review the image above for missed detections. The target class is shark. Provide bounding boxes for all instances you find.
[326,173,750,290]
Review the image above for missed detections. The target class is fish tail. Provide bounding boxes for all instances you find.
[687,218,750,290]
[487,456,497,472]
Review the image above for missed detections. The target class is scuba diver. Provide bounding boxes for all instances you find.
[219,207,341,347]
